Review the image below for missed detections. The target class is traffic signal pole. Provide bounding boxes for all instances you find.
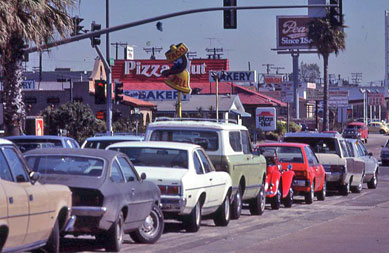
[106,0,112,134]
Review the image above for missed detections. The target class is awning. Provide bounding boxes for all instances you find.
[230,109,251,118]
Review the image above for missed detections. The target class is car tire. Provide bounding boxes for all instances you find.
[380,129,385,134]
[185,201,201,232]
[367,171,378,189]
[340,179,350,196]
[351,172,364,193]
[305,181,314,204]
[317,179,326,201]
[43,218,59,253]
[231,186,242,220]
[213,194,230,226]
[130,205,164,244]
[105,212,124,252]
[282,188,293,208]
[270,189,281,210]
[249,185,266,215]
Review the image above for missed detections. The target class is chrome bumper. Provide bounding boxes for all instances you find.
[71,206,107,217]
[325,172,346,183]
[64,215,76,232]
[161,196,186,212]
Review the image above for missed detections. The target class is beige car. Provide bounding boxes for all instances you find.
[0,139,73,253]
[368,121,389,134]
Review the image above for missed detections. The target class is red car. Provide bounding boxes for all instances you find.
[345,122,368,143]
[259,149,294,210]
[257,143,326,204]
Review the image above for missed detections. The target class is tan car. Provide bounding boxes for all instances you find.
[0,139,73,253]
[367,121,389,134]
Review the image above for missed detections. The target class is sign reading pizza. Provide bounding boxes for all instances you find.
[256,107,277,131]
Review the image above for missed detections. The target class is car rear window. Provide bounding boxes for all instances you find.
[84,140,128,149]
[284,137,338,155]
[26,155,104,177]
[150,130,218,151]
[109,147,188,169]
[258,146,304,163]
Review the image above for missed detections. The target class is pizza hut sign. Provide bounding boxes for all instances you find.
[277,16,314,50]
[256,107,276,131]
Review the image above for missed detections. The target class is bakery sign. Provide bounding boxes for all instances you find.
[277,16,314,50]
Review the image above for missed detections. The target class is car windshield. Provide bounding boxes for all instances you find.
[150,130,218,151]
[83,140,139,149]
[284,137,338,155]
[258,146,304,163]
[109,147,189,169]
[16,142,56,153]
[25,155,104,177]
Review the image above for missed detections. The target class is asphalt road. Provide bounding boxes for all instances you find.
[60,134,389,253]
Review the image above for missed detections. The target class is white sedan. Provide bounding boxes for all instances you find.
[107,141,232,232]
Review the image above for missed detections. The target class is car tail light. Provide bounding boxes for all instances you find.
[158,185,181,195]
[70,188,104,207]
[294,170,308,177]
[330,165,345,173]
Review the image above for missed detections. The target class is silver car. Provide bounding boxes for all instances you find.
[346,139,379,190]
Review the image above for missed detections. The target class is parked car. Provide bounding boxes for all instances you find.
[0,139,72,253]
[145,117,267,219]
[81,134,144,149]
[346,139,379,190]
[6,135,80,153]
[367,121,389,134]
[381,139,389,166]
[284,132,364,196]
[344,122,368,143]
[256,148,294,209]
[107,141,232,232]
[258,143,326,204]
[24,148,163,252]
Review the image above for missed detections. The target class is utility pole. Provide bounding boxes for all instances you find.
[106,0,112,134]
[143,47,163,60]
[262,63,274,74]
[271,66,285,74]
[111,42,128,60]
[206,48,223,59]
[351,72,363,86]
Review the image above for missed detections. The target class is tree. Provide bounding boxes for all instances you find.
[300,62,321,83]
[308,14,345,131]
[0,0,75,136]
[41,102,106,144]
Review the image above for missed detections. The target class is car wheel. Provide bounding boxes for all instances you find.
[317,179,326,201]
[213,194,230,226]
[43,218,59,253]
[105,212,124,252]
[340,179,350,196]
[305,181,314,204]
[380,129,385,134]
[270,188,281,210]
[283,187,293,208]
[249,185,266,215]
[130,205,164,243]
[231,186,242,220]
[351,172,364,193]
[185,201,201,232]
[367,171,378,189]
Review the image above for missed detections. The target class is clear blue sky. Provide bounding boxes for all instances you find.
[26,0,389,85]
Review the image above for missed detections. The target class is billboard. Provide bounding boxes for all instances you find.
[328,90,349,107]
[209,71,256,83]
[264,75,283,84]
[277,16,314,50]
[256,107,276,131]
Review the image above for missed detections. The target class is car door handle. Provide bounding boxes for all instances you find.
[131,188,135,196]
[9,197,13,204]
[29,194,33,201]
[209,178,213,181]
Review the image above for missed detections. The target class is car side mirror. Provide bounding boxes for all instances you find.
[29,171,40,185]
[140,172,147,181]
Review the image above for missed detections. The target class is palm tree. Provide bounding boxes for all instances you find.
[308,14,345,131]
[0,0,75,136]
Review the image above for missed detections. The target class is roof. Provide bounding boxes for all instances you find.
[23,70,91,82]
[257,142,309,148]
[0,138,13,145]
[147,118,247,131]
[284,132,343,139]
[86,135,144,141]
[107,141,200,151]
[24,147,121,161]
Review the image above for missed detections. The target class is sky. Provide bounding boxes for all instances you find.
[25,0,389,85]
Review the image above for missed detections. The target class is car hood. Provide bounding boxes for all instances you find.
[315,153,345,165]
[135,166,187,185]
[38,174,105,189]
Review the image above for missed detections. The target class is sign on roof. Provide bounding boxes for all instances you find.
[328,90,349,107]
[264,75,283,84]
[367,93,384,106]
[123,90,189,101]
[256,107,276,131]
[209,71,257,83]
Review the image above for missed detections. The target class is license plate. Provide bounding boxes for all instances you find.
[293,180,305,187]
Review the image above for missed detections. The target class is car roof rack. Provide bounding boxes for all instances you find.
[154,117,238,124]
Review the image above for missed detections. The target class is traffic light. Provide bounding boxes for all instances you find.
[71,16,84,36]
[224,0,237,29]
[94,79,106,104]
[91,21,101,47]
[114,82,124,104]
[329,0,343,27]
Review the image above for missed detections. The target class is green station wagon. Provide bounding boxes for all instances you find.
[145,118,267,219]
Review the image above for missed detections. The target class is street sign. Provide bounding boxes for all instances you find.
[368,93,384,106]
[281,82,294,103]
[328,90,349,107]
[209,71,256,83]
[256,107,276,131]
[306,88,324,101]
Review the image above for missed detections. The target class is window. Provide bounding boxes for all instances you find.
[117,157,138,182]
[358,143,368,156]
[346,142,355,157]
[2,147,29,182]
[305,147,319,165]
[229,131,242,152]
[339,140,349,157]
[193,152,204,175]
[0,150,13,182]
[241,130,251,154]
[197,150,213,173]
[110,160,125,183]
